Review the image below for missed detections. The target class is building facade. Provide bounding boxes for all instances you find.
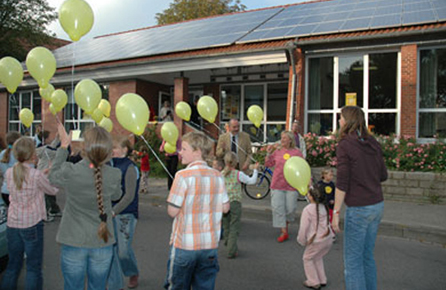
[1,0,446,145]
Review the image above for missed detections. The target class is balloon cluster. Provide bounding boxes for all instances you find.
[161,122,179,153]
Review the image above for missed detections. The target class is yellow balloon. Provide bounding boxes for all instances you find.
[19,108,34,128]
[49,103,58,115]
[197,96,218,123]
[99,117,113,132]
[115,93,150,136]
[51,89,68,111]
[161,122,179,144]
[59,0,94,42]
[0,57,23,93]
[39,83,55,102]
[98,99,111,117]
[74,79,102,114]
[91,108,104,123]
[26,47,56,89]
[164,142,177,154]
[247,105,263,128]
[283,156,311,195]
[175,101,191,121]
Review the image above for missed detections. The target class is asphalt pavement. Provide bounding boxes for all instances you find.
[147,177,446,247]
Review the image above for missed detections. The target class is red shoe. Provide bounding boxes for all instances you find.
[128,275,138,288]
[277,233,289,243]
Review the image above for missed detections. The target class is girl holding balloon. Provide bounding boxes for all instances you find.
[264,131,304,243]
[49,122,122,290]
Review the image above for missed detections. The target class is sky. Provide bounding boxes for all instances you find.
[47,0,307,41]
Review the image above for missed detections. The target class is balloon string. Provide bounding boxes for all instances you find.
[139,135,174,181]
[71,42,78,130]
[11,93,25,133]
[211,123,256,163]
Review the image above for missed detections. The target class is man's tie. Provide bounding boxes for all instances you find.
[231,135,237,153]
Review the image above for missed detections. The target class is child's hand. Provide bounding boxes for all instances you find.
[57,121,71,149]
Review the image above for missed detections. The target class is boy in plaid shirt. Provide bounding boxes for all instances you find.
[164,132,230,290]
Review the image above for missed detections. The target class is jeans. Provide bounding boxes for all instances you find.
[107,214,139,290]
[344,201,384,290]
[164,247,219,290]
[0,222,44,290]
[222,201,242,257]
[61,244,113,290]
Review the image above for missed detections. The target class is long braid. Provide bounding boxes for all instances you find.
[94,166,110,243]
[308,186,330,245]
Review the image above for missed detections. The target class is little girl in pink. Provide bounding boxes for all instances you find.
[297,186,334,290]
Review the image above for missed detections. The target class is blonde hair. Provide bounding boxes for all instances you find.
[12,137,35,190]
[279,131,296,149]
[1,131,21,164]
[339,106,369,139]
[84,126,113,243]
[112,135,133,157]
[222,152,237,177]
[321,168,333,181]
[182,131,212,158]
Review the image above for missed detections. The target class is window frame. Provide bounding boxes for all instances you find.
[305,50,401,136]
[8,90,42,135]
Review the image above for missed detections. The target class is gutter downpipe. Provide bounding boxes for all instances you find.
[285,39,298,130]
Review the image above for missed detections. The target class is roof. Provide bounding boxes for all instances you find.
[52,0,446,68]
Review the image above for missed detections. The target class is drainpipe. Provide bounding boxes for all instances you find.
[285,39,298,130]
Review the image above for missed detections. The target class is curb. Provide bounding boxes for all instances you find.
[142,184,446,247]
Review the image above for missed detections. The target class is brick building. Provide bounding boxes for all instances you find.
[1,0,446,144]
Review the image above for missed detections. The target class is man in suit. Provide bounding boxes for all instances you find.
[216,119,252,172]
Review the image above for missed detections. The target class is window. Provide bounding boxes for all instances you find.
[64,84,109,137]
[306,52,399,136]
[8,90,41,135]
[221,82,287,143]
[418,48,446,139]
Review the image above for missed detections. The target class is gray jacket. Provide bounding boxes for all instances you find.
[49,148,122,248]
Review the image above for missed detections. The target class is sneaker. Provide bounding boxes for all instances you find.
[128,275,138,288]
[45,215,54,222]
[49,211,62,217]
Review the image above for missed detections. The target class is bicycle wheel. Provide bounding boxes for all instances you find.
[243,173,271,200]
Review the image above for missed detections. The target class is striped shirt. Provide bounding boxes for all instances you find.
[6,164,58,228]
[167,160,229,250]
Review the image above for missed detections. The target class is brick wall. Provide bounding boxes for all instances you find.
[400,44,418,137]
[312,167,446,204]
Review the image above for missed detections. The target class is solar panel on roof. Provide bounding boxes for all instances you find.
[312,20,345,34]
[370,14,401,28]
[404,2,432,12]
[375,5,402,15]
[348,9,374,19]
[432,0,446,9]
[402,10,436,24]
[437,7,446,20]
[340,17,372,31]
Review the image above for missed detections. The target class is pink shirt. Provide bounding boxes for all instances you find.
[265,147,303,191]
[6,165,58,228]
[297,203,333,246]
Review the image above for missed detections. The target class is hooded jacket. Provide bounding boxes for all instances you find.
[336,132,388,207]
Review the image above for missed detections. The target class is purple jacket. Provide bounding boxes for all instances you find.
[336,133,388,207]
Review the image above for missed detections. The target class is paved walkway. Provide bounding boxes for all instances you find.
[144,178,446,247]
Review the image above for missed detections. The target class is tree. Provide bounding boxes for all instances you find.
[156,0,246,25]
[0,0,58,61]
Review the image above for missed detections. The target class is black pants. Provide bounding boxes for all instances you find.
[45,195,61,214]
[1,194,9,206]
[166,155,179,190]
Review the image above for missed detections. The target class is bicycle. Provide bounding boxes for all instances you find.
[243,165,308,201]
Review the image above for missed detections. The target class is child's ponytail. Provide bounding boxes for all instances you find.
[11,137,35,190]
[83,126,113,243]
[1,131,21,164]
[94,166,110,243]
